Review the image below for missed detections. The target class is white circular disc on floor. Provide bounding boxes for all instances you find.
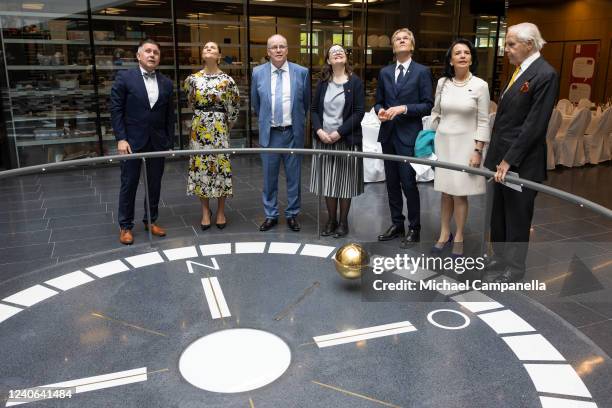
[179,328,291,393]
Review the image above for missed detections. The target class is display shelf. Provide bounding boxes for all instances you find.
[6,65,93,71]
[9,89,109,97]
[2,39,89,45]
[12,113,110,122]
[15,135,113,147]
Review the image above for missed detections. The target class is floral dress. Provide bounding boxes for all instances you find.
[184,71,240,198]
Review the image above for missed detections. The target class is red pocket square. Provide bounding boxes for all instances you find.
[520,81,530,93]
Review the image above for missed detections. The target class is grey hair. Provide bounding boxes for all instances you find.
[137,39,160,54]
[508,22,546,51]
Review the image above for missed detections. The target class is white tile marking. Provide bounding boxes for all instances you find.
[235,242,266,254]
[3,285,58,307]
[0,304,23,324]
[209,277,231,317]
[502,334,565,361]
[200,243,231,256]
[524,364,592,398]
[314,321,417,348]
[451,291,504,313]
[124,252,164,268]
[201,278,231,319]
[478,309,536,334]
[268,242,301,254]
[6,367,147,406]
[45,271,94,291]
[201,278,220,319]
[163,246,198,261]
[300,244,335,258]
[539,396,597,408]
[86,260,129,278]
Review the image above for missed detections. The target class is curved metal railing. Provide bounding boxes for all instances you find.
[1,149,610,245]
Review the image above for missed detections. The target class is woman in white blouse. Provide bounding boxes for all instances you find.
[430,39,490,257]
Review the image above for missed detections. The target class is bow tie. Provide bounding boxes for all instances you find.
[143,71,156,79]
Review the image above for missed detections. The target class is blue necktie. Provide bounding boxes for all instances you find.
[396,64,404,84]
[274,69,283,125]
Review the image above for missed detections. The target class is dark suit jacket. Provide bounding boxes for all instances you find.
[484,57,558,182]
[110,67,175,152]
[374,61,433,147]
[311,74,365,146]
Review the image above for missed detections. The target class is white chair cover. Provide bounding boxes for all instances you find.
[583,108,612,164]
[577,98,593,110]
[489,101,497,113]
[545,109,562,170]
[554,108,591,167]
[361,108,386,182]
[557,99,573,115]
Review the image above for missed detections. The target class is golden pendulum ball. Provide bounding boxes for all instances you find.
[333,243,369,280]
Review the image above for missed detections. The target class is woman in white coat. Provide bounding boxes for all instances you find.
[430,39,490,257]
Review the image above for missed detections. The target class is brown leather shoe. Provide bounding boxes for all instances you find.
[119,229,133,245]
[144,223,166,237]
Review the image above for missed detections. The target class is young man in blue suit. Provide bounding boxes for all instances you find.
[111,39,175,245]
[375,28,433,246]
[251,34,310,232]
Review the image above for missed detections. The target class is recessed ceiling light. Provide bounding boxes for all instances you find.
[22,3,45,10]
[327,3,351,7]
[350,0,377,3]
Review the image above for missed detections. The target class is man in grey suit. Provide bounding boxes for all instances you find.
[251,34,310,232]
[484,23,559,283]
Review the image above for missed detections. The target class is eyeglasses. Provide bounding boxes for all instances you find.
[268,45,287,51]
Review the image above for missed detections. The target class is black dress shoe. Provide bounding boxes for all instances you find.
[378,224,405,241]
[287,217,300,232]
[216,222,227,230]
[259,218,278,231]
[401,228,420,247]
[491,267,525,283]
[333,222,348,238]
[321,220,337,236]
[201,209,213,231]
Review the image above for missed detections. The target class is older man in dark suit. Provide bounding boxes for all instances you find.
[375,28,433,246]
[484,23,559,283]
[111,39,175,245]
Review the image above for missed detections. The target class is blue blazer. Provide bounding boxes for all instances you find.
[374,61,433,147]
[251,62,310,147]
[311,74,365,146]
[110,67,175,152]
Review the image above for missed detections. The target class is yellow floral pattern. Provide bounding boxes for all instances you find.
[184,71,240,198]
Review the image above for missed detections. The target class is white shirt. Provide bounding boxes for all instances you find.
[514,51,541,82]
[270,61,292,126]
[140,66,159,109]
[395,58,412,82]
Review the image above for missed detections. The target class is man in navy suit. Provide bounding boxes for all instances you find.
[375,28,433,246]
[111,39,175,245]
[251,34,310,232]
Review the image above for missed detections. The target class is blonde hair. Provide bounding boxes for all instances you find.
[391,28,415,53]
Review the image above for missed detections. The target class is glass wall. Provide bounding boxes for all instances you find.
[0,0,504,168]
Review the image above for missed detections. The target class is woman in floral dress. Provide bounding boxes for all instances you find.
[184,42,240,230]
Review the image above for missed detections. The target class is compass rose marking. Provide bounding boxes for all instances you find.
[300,244,335,258]
[501,334,565,361]
[124,252,164,268]
[44,271,94,291]
[539,396,597,408]
[524,364,592,398]
[163,246,198,261]
[86,260,129,278]
[2,285,57,308]
[200,243,231,256]
[477,309,536,334]
[314,321,417,348]
[268,242,301,254]
[311,380,401,408]
[235,242,266,254]
[0,303,22,324]
[201,277,231,319]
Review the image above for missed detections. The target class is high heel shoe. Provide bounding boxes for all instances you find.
[201,209,212,231]
[430,233,453,255]
[450,241,464,259]
[216,220,227,229]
